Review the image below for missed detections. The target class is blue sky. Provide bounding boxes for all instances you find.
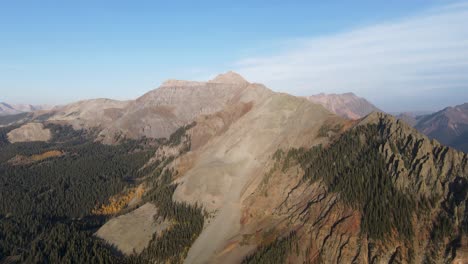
[1,0,467,112]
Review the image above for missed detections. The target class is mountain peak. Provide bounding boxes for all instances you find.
[342,92,357,97]
[209,71,249,84]
[160,79,204,87]
[159,71,248,88]
[358,111,392,125]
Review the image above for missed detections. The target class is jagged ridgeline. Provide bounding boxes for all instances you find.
[0,122,203,264]
[246,113,468,263]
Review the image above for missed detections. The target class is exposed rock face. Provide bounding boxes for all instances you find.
[415,103,468,153]
[362,113,467,196]
[305,92,382,119]
[7,122,51,143]
[234,112,468,264]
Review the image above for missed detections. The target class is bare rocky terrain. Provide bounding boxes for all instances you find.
[7,122,51,143]
[305,92,382,119]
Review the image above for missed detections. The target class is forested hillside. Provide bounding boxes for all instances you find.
[243,113,468,263]
[0,122,204,263]
[0,124,155,262]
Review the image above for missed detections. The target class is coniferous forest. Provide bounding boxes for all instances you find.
[246,119,467,263]
[298,124,415,241]
[0,124,155,263]
[131,122,204,263]
[0,123,204,264]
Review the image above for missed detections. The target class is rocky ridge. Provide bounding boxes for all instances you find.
[237,112,468,263]
[305,92,382,120]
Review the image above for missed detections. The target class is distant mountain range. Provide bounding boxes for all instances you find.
[3,89,467,154]
[0,102,53,116]
[414,103,468,153]
[304,93,467,153]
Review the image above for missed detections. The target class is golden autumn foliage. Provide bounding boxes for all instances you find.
[8,150,64,165]
[92,186,145,215]
[31,150,63,161]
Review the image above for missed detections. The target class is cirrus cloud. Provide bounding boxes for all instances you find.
[235,2,468,112]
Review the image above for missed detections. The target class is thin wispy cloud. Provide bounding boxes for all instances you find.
[234,2,468,111]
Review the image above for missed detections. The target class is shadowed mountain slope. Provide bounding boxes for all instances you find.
[415,103,468,153]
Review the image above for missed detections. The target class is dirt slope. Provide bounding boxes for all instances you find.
[7,122,51,143]
[305,92,381,119]
[96,203,170,255]
[172,88,341,263]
